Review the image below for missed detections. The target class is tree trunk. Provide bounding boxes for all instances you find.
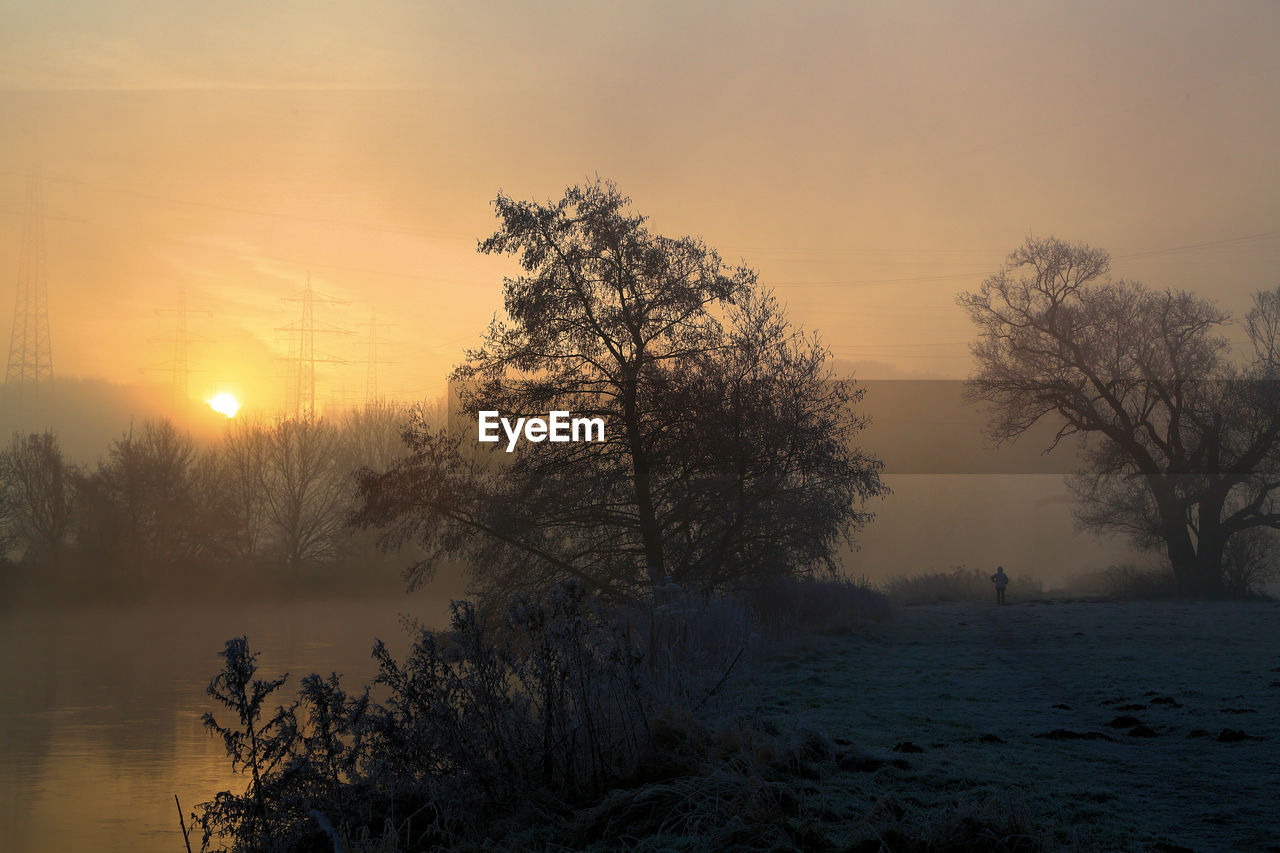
[620,373,664,588]
[1156,483,1200,596]
[1190,490,1228,598]
[1163,533,1197,595]
[1189,534,1226,598]
[1160,511,1226,597]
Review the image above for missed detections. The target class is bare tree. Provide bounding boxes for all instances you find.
[0,431,77,563]
[261,417,350,570]
[0,468,14,558]
[1221,526,1279,596]
[959,236,1280,596]
[335,400,411,475]
[221,418,271,563]
[333,400,413,564]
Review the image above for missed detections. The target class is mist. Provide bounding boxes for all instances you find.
[3,2,1279,851]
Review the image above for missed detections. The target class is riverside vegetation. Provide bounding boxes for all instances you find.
[190,577,1280,852]
[190,576,895,852]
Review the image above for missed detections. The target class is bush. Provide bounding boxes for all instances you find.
[194,580,773,852]
[1064,550,1274,600]
[1099,564,1180,600]
[193,572,908,851]
[745,574,890,635]
[1222,528,1279,596]
[643,582,759,707]
[197,638,300,852]
[1056,568,1112,598]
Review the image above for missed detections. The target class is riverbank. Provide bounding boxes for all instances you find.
[3,596,1276,851]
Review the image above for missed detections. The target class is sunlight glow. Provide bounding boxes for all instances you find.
[207,392,241,418]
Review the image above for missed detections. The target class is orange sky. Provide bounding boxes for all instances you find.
[2,0,1278,417]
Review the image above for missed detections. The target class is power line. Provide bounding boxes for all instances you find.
[832,340,970,349]
[3,172,1277,302]
[767,231,1280,289]
[1114,230,1280,261]
[770,272,988,289]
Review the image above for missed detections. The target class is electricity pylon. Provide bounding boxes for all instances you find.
[357,309,397,404]
[5,176,53,387]
[148,289,212,403]
[277,273,352,419]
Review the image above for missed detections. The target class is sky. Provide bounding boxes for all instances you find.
[1,0,1277,581]
[1,0,1277,416]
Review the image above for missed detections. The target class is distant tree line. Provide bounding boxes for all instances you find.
[0,400,433,592]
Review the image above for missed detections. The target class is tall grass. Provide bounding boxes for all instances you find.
[745,574,890,635]
[883,566,1044,606]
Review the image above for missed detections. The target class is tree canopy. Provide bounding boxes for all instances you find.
[354,179,886,605]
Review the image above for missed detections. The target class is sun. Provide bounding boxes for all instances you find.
[207,392,241,418]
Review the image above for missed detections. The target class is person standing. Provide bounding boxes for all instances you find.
[990,565,1009,605]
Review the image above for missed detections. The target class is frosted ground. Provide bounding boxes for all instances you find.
[742,599,1280,852]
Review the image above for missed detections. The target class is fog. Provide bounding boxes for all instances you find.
[0,374,1181,597]
[0,378,231,463]
[2,2,1277,851]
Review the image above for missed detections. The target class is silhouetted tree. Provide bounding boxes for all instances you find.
[355,179,885,604]
[333,401,414,564]
[0,431,77,563]
[75,419,235,575]
[261,416,349,570]
[0,469,13,558]
[658,288,885,590]
[959,237,1280,596]
[336,400,412,474]
[1221,526,1279,596]
[220,417,271,563]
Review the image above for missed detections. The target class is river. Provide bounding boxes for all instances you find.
[0,593,456,852]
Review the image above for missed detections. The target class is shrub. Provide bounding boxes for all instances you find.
[1100,564,1180,600]
[194,580,762,852]
[745,574,890,635]
[193,574,904,851]
[642,583,758,707]
[1222,528,1279,596]
[197,638,301,852]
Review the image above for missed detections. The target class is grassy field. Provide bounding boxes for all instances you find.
[735,598,1280,852]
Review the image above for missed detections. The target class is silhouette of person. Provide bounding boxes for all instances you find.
[990,565,1009,605]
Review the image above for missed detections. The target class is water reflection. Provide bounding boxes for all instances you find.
[0,594,453,853]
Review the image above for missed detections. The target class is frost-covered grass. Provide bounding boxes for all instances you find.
[742,598,1280,852]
